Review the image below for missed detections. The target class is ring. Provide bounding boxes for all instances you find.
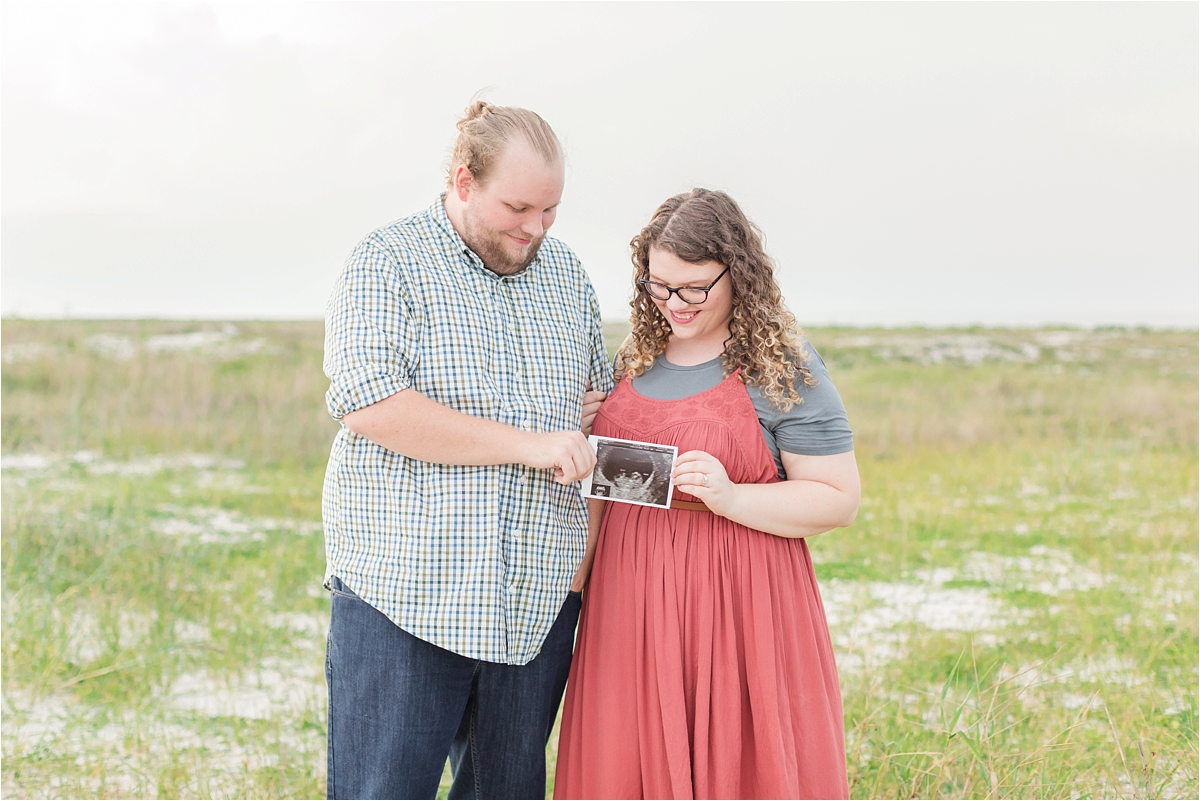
[702,474,708,487]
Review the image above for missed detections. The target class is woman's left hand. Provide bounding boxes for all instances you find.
[673,450,738,516]
[580,381,608,437]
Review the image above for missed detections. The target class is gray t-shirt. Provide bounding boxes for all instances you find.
[630,342,853,477]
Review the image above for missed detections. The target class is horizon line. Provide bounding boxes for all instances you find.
[2,314,1197,333]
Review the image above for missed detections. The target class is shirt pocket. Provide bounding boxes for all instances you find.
[521,320,591,431]
[414,298,509,421]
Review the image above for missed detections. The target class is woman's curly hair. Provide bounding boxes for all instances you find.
[615,188,814,411]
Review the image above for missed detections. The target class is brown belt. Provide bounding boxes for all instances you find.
[669,498,711,512]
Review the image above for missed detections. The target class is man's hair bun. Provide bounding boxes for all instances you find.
[446,98,562,188]
[458,100,494,130]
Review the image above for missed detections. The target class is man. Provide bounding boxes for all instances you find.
[321,101,613,799]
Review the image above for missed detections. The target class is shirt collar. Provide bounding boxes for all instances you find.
[428,193,540,280]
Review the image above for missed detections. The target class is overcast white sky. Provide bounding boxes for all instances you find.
[2,1,1196,326]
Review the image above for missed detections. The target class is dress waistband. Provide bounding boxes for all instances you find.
[668,497,711,512]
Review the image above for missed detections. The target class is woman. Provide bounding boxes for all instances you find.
[555,189,860,800]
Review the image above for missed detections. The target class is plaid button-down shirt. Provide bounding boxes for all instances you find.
[322,197,614,664]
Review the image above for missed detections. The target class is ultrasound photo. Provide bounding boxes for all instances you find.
[582,436,677,509]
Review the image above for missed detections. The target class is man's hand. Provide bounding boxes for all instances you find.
[518,430,597,484]
[343,388,599,482]
[569,559,591,593]
[581,383,608,437]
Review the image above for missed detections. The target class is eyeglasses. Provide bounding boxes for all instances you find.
[638,266,730,304]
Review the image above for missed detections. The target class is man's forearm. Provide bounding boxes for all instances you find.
[344,388,527,464]
[342,388,596,482]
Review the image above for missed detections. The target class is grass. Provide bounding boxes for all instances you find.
[2,319,1196,799]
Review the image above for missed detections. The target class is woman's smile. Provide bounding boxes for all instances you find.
[668,309,700,324]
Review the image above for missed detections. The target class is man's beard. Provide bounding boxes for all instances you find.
[462,214,544,276]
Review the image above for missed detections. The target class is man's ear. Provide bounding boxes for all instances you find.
[452,164,475,202]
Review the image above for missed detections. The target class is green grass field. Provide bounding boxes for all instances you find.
[2,319,1196,799]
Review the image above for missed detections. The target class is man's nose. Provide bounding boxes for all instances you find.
[520,214,544,238]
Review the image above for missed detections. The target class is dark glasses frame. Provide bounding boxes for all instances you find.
[638,266,730,304]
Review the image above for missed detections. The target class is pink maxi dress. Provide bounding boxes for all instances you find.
[554,370,848,800]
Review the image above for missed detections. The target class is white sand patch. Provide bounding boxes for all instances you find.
[955,546,1107,596]
[1145,571,1195,616]
[867,582,1005,631]
[72,325,271,363]
[1,690,78,745]
[1035,329,1124,363]
[828,333,1040,365]
[820,546,1113,673]
[153,509,265,544]
[85,453,245,476]
[267,612,328,643]
[1057,691,1102,710]
[0,335,269,367]
[3,682,323,798]
[145,325,271,359]
[1069,655,1148,687]
[1,453,58,471]
[904,659,1164,737]
[1,341,59,364]
[174,619,210,644]
[1035,331,1088,348]
[218,338,268,358]
[1170,550,1197,568]
[1,451,246,478]
[826,329,1140,366]
[60,608,156,665]
[822,577,1010,673]
[192,471,278,494]
[152,505,321,544]
[1,452,255,497]
[83,333,138,361]
[987,653,1180,722]
[168,656,322,720]
[1058,348,1102,362]
[1017,479,1048,497]
[145,330,233,352]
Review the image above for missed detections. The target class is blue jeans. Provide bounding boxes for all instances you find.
[325,576,582,800]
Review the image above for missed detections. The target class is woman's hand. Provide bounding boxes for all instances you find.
[672,450,738,516]
[581,381,608,437]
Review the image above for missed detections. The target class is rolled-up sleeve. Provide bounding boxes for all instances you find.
[323,237,421,420]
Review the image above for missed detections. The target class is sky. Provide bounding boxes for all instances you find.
[2,1,1197,327]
